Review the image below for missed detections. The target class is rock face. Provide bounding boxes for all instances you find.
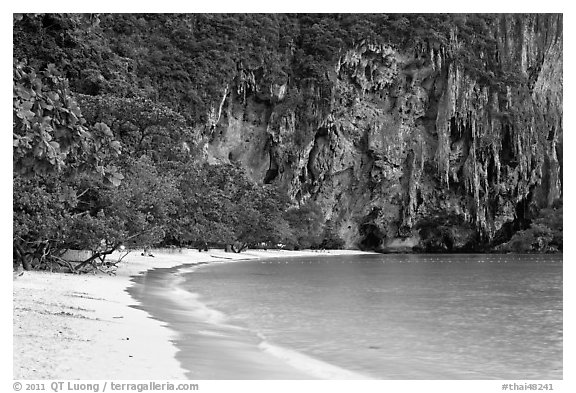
[201,14,562,252]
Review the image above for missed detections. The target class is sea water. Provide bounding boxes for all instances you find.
[129,253,562,379]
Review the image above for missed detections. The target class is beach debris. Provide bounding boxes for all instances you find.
[142,246,155,257]
[13,267,24,279]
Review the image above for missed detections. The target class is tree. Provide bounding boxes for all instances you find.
[68,155,179,271]
[77,94,198,163]
[13,174,75,270]
[233,184,293,251]
[284,201,324,249]
[503,200,563,253]
[13,61,122,183]
[13,60,128,270]
[167,163,292,252]
[319,219,346,250]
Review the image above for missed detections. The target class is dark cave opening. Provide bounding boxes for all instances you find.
[514,194,533,229]
[501,125,517,167]
[359,223,384,250]
[492,221,516,247]
[449,117,460,144]
[487,155,497,185]
[263,167,278,184]
[315,127,329,138]
[491,191,539,248]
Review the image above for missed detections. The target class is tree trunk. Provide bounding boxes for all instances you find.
[74,245,119,272]
[13,243,32,271]
[230,242,248,253]
[22,257,33,271]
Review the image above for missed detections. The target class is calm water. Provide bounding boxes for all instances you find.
[129,253,562,379]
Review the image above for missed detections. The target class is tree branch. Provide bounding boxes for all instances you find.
[76,188,91,199]
[73,227,159,273]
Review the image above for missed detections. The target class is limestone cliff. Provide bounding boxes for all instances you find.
[200,14,562,252]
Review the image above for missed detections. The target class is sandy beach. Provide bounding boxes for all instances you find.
[13,248,372,380]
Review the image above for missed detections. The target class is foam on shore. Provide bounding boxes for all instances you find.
[164,262,373,380]
[258,338,372,380]
[13,248,377,379]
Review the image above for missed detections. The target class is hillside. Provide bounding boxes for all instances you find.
[13,14,562,266]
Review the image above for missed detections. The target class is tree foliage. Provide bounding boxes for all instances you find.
[167,163,292,252]
[77,94,198,163]
[283,201,325,249]
[504,200,563,253]
[13,60,127,272]
[13,13,559,271]
[13,61,122,183]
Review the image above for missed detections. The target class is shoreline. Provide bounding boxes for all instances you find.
[13,248,374,379]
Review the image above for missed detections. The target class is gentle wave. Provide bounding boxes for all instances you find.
[168,286,229,326]
[172,264,373,379]
[258,338,372,380]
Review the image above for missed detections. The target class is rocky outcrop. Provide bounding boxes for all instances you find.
[201,14,562,252]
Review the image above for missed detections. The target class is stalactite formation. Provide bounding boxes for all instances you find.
[200,14,562,251]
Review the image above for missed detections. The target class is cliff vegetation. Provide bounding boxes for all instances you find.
[13,13,562,269]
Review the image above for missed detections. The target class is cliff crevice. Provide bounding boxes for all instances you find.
[199,14,562,251]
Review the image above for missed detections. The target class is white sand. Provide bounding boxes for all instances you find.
[13,248,374,379]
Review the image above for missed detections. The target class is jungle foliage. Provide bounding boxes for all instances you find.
[14,13,551,271]
[502,200,563,253]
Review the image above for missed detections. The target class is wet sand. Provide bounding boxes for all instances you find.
[129,263,370,379]
[13,248,373,379]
